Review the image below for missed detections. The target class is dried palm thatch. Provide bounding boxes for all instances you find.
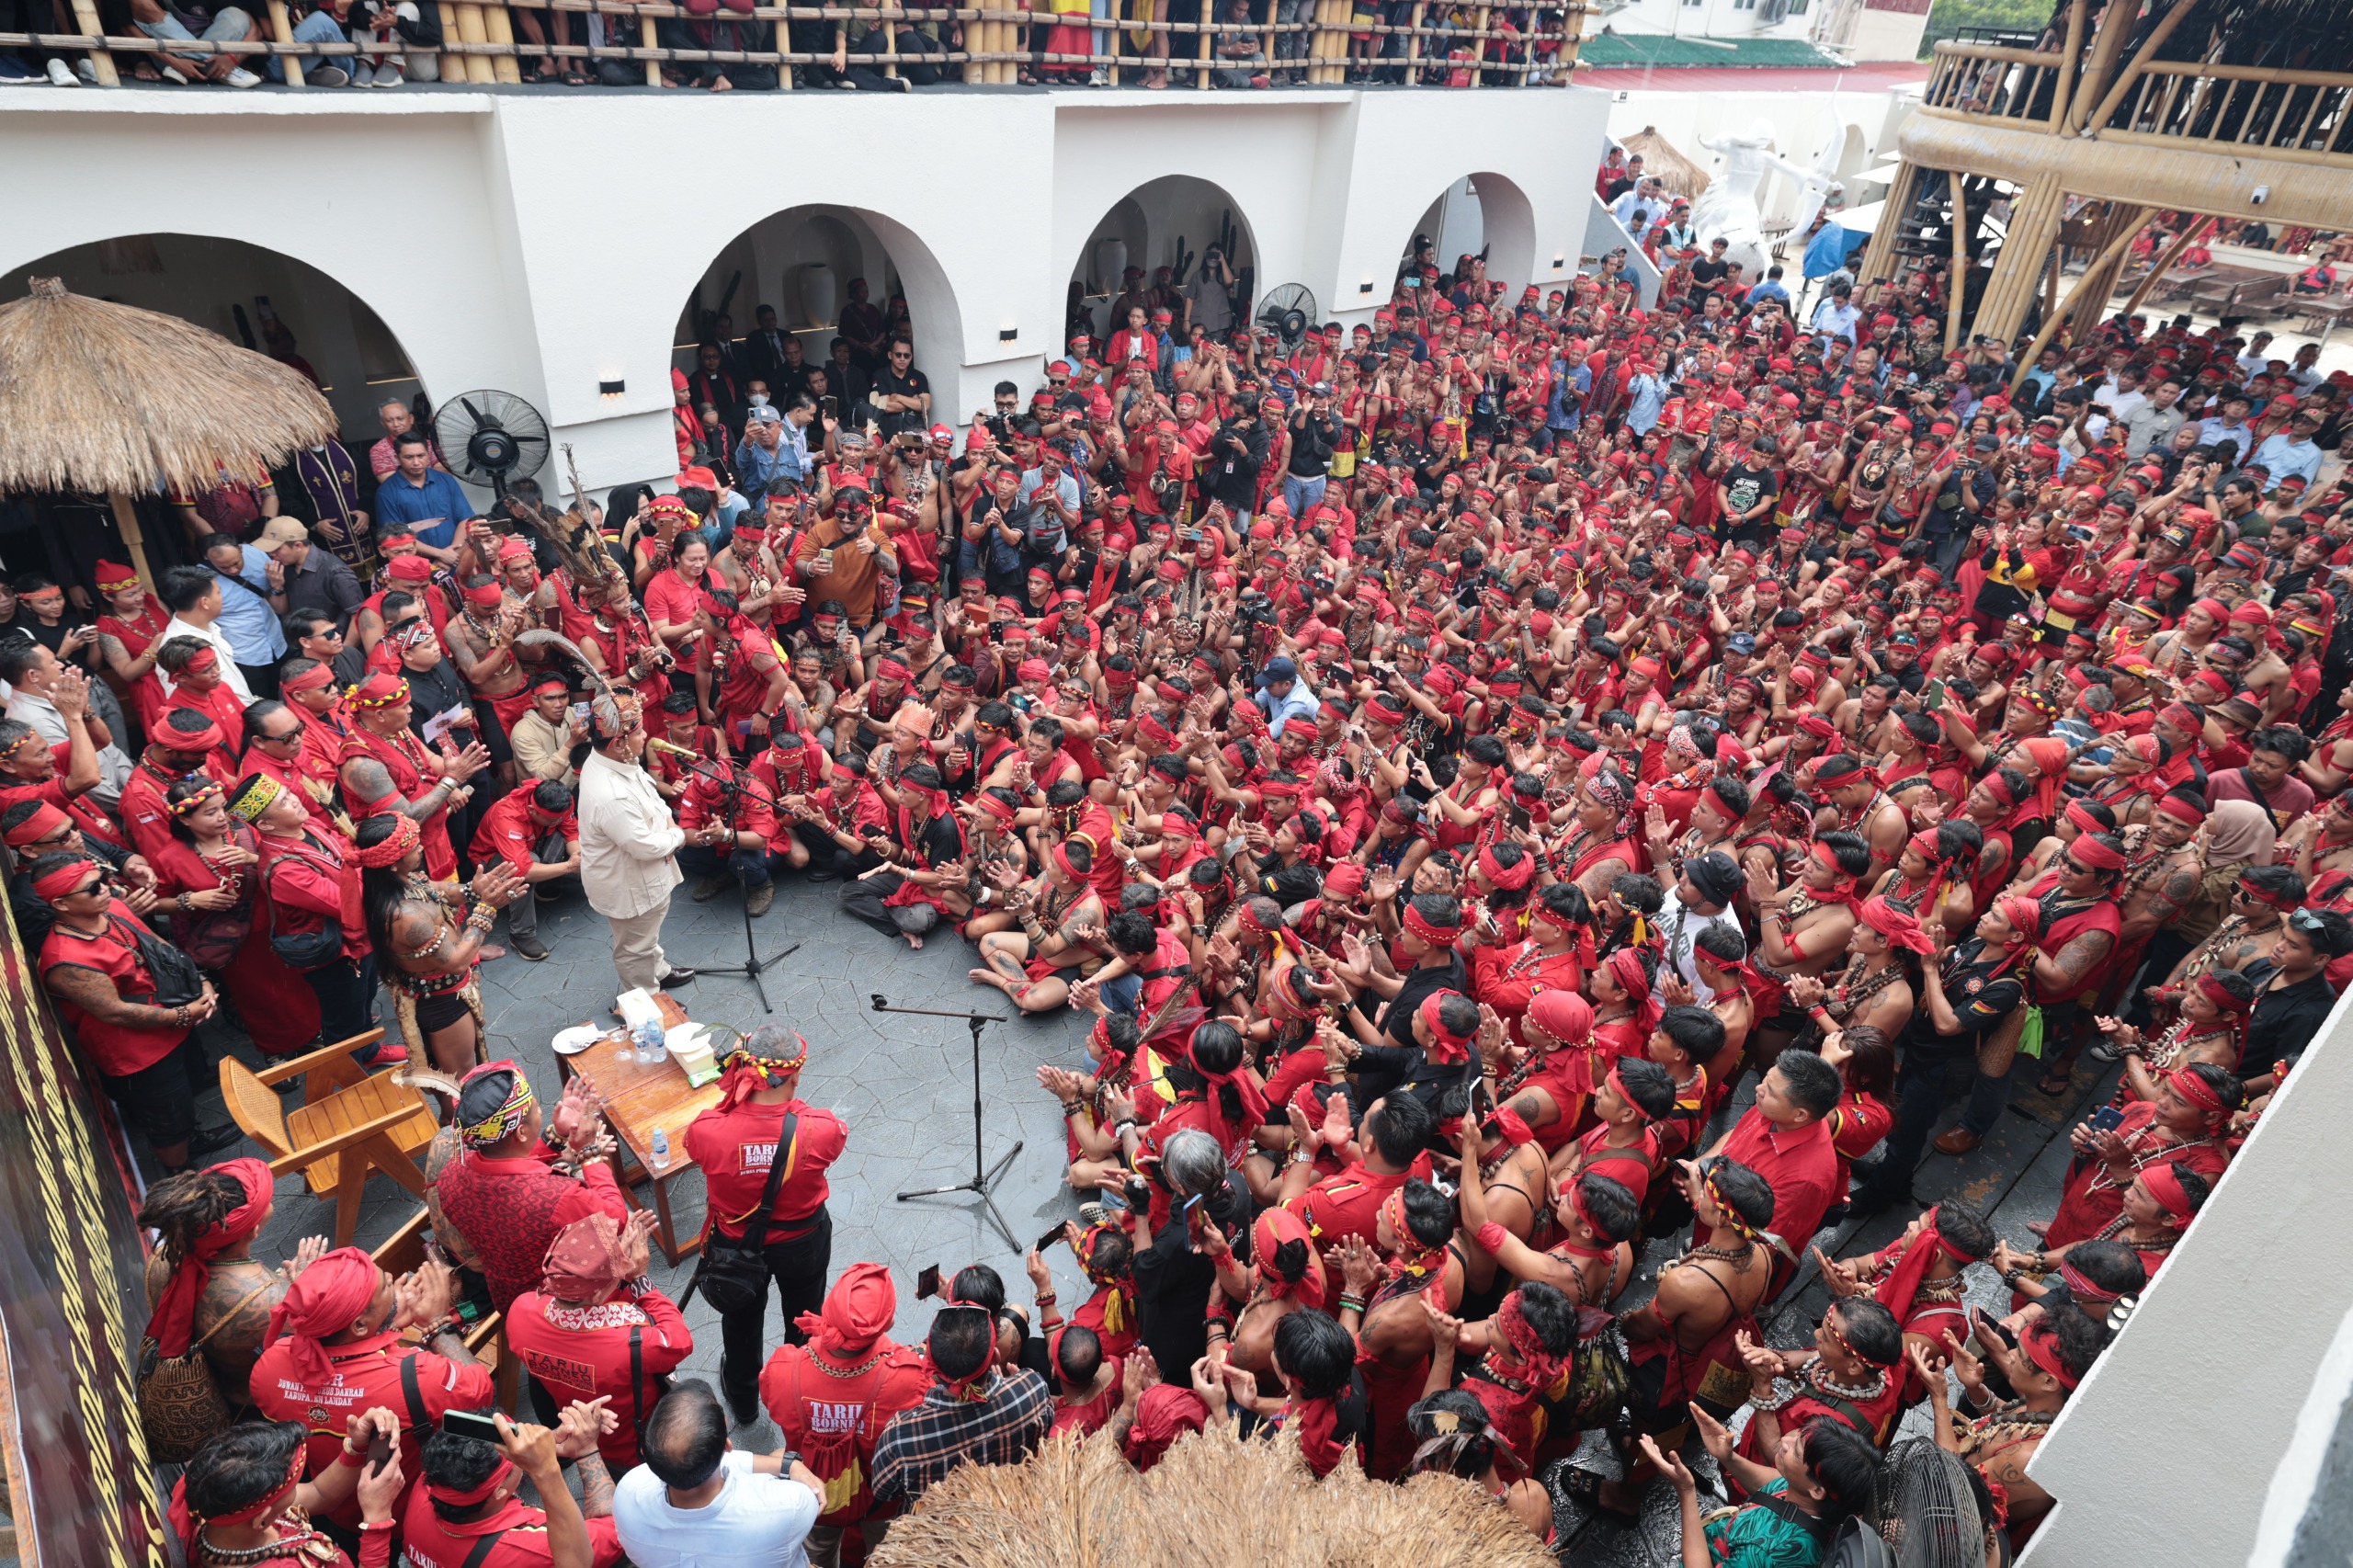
[1621,126,1711,201]
[870,1425,1555,1568]
[0,277,336,499]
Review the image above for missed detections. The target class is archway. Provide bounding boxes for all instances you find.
[9,234,424,443]
[4,236,426,590]
[1392,172,1538,305]
[678,205,963,440]
[1066,176,1260,345]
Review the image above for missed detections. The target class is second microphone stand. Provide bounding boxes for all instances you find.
[871,994,1021,1249]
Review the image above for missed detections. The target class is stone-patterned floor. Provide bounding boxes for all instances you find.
[171,873,2101,1563]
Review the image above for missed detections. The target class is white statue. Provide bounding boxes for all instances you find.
[1690,119,1834,278]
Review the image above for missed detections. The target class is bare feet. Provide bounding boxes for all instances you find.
[903,931,925,949]
[969,966,1011,991]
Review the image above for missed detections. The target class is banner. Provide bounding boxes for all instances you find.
[0,901,173,1566]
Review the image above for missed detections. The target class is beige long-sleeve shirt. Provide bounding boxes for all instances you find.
[510,710,578,788]
[578,748,683,921]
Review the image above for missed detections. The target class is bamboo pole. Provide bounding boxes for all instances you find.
[2116,213,2212,320]
[642,11,660,83]
[266,0,305,84]
[2007,207,2154,396]
[64,0,117,81]
[483,0,521,80]
[1858,162,1915,285]
[2063,0,2137,136]
[2049,0,2085,131]
[1972,175,2061,343]
[1945,174,1968,360]
[450,2,495,82]
[2079,0,2195,140]
[1401,0,1420,81]
[107,494,155,596]
[1194,0,1209,88]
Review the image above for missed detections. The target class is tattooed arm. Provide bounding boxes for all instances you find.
[2032,928,2114,998]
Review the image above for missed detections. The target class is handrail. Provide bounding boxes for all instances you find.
[0,0,1586,87]
[2097,56,2352,161]
[1921,40,2066,125]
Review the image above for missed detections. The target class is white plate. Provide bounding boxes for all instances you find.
[551,1025,605,1056]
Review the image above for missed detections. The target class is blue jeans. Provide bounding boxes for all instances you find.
[1281,473,1326,518]
[1099,971,1142,1017]
[267,7,342,80]
[679,843,774,888]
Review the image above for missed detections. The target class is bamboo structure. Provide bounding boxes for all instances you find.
[2006,205,2154,395]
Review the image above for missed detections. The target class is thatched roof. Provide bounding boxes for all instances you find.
[0,277,336,498]
[869,1424,1557,1568]
[1621,126,1711,200]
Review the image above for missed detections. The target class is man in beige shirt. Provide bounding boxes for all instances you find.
[512,677,585,789]
[577,694,694,993]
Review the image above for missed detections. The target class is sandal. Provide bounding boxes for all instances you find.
[2036,1064,2073,1097]
[562,63,589,85]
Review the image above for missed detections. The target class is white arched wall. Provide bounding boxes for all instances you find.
[10,233,423,444]
[1065,174,1263,339]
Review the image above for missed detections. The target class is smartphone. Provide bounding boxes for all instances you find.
[915,1264,943,1301]
[1036,1221,1070,1253]
[441,1408,503,1445]
[821,396,839,419]
[366,1426,393,1473]
[1919,677,1946,712]
[2088,1104,2125,1132]
[571,701,589,724]
[1971,1304,2018,1351]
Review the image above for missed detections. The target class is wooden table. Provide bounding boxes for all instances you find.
[552,994,728,1267]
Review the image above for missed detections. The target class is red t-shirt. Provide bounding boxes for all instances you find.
[247,1332,496,1529]
[502,1288,692,1470]
[398,1487,625,1568]
[38,899,190,1076]
[685,1098,850,1241]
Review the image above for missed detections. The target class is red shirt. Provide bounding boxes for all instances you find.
[120,756,222,862]
[38,899,190,1076]
[468,790,580,875]
[433,1149,628,1314]
[685,1097,849,1240]
[398,1487,625,1568]
[247,1331,495,1528]
[257,824,367,962]
[165,684,247,780]
[503,1288,692,1470]
[1715,1109,1839,1288]
[758,1336,931,1526]
[243,741,342,833]
[1283,1160,1425,1249]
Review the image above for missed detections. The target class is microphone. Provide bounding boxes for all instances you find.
[643,736,697,758]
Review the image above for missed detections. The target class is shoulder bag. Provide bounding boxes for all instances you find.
[690,1112,799,1316]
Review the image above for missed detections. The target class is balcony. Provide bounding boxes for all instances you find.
[1919,39,2067,128]
[1,0,1586,90]
[2094,60,2353,165]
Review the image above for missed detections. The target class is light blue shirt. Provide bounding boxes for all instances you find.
[2197,417,2254,462]
[1255,678,1321,739]
[1746,279,1790,307]
[1017,468,1082,515]
[1624,372,1669,437]
[1811,300,1861,343]
[209,543,288,666]
[2249,431,2323,487]
[1546,360,1592,432]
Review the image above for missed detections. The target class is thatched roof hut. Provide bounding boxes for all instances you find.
[0,277,337,584]
[869,1425,1558,1568]
[1621,126,1711,200]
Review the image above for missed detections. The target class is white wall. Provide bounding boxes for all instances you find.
[1,84,1605,496]
[2018,984,2353,1568]
[1603,89,1908,229]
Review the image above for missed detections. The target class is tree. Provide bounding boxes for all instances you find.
[1919,0,2058,59]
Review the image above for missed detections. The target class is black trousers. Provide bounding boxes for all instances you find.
[304,955,380,1052]
[720,1207,834,1398]
[1857,1047,2003,1205]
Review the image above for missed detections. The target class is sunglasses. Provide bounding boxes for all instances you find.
[2288,907,2326,936]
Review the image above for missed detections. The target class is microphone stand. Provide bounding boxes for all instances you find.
[671,751,800,1012]
[870,994,1021,1249]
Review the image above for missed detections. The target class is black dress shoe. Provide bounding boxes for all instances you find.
[723,1381,762,1426]
[659,967,697,988]
[188,1122,245,1158]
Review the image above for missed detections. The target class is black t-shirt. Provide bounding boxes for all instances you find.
[1904,939,2026,1061]
[1286,412,1342,479]
[2246,965,2335,1066]
[1690,258,1730,288]
[868,366,932,437]
[1721,463,1781,538]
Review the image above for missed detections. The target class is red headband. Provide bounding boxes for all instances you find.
[1418,991,1474,1065]
[2070,834,2127,871]
[2195,973,2253,1016]
[2157,794,2206,826]
[2141,1161,2196,1223]
[2168,1067,2227,1119]
[1604,1062,1653,1123]
[2020,1325,2082,1390]
[1402,903,1461,948]
[281,662,336,695]
[2,802,70,849]
[1859,895,1934,955]
[427,1458,517,1506]
[1476,843,1535,892]
[353,814,423,869]
[32,857,100,900]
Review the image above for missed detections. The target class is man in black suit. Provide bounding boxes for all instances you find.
[745,305,807,396]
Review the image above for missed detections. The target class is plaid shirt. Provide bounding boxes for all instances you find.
[870,1369,1053,1505]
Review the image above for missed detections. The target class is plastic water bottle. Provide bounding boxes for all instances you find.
[633,1020,667,1066]
[649,1128,670,1172]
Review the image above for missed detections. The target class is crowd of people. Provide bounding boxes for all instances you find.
[56,155,2353,1566]
[0,0,1574,92]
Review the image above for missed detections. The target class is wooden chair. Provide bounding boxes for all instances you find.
[220,1030,439,1245]
[372,1208,516,1410]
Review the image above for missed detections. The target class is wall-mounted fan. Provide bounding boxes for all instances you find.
[1254,282,1320,350]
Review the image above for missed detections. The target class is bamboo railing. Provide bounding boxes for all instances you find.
[0,0,1586,88]
[1919,40,2068,128]
[2094,60,2353,165]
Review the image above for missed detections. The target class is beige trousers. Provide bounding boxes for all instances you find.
[608,904,674,992]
